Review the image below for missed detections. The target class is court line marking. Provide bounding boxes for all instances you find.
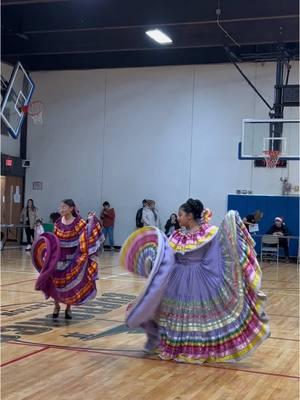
[100,271,120,276]
[99,275,143,282]
[101,275,119,280]
[3,306,297,341]
[0,279,35,287]
[267,313,299,319]
[7,339,299,380]
[270,336,299,342]
[1,301,50,308]
[1,311,124,324]
[100,265,121,269]
[263,292,298,297]
[1,319,298,343]
[0,264,119,274]
[1,274,298,288]
[262,288,299,291]
[1,304,298,321]
[5,341,140,353]
[1,271,37,275]
[1,347,48,368]
[263,279,299,283]
[1,289,41,295]
[2,270,298,287]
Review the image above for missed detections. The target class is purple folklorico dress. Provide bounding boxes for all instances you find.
[32,215,102,305]
[120,210,270,364]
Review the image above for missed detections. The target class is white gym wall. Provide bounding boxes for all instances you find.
[23,61,299,245]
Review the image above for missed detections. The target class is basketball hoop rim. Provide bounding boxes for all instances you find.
[263,150,281,168]
[21,105,29,114]
[22,100,44,116]
[263,150,281,157]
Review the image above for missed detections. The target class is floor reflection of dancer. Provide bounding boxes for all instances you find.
[32,199,102,320]
[121,198,270,364]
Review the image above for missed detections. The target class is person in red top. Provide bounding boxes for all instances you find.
[100,201,115,250]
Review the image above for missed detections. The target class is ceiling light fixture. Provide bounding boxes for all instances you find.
[146,29,172,44]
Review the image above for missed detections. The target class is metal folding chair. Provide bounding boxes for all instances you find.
[260,235,279,268]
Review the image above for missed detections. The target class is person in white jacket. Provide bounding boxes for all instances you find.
[142,200,160,228]
[34,219,45,241]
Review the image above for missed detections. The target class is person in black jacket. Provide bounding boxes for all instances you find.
[242,210,264,233]
[242,214,256,232]
[165,213,180,237]
[136,200,147,228]
[266,217,290,260]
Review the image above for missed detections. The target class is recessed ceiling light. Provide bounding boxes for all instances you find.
[146,29,173,44]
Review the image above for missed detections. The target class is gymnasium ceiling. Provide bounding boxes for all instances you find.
[1,0,299,71]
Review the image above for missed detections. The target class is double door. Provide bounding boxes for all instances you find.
[1,176,23,241]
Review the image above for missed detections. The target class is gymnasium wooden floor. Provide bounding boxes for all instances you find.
[1,247,299,400]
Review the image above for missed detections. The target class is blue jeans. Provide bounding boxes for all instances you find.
[102,226,114,247]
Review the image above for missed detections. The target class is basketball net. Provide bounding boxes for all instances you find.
[263,150,281,168]
[22,101,44,125]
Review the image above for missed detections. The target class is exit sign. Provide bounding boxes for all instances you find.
[5,159,13,167]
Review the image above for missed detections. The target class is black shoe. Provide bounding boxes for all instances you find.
[52,306,60,319]
[65,309,72,320]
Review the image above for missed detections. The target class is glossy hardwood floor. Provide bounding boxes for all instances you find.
[1,246,299,400]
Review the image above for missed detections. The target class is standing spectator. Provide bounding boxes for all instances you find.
[242,210,263,233]
[142,200,159,228]
[242,214,256,232]
[0,232,4,251]
[136,199,147,228]
[165,213,180,237]
[100,201,115,250]
[266,217,290,261]
[20,199,39,251]
[50,212,61,223]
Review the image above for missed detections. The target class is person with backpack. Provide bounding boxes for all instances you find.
[142,200,160,228]
[136,200,147,229]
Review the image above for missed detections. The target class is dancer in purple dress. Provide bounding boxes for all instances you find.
[32,199,102,320]
[121,198,270,364]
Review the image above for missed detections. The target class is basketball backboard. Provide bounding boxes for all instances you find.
[238,119,300,160]
[1,62,35,139]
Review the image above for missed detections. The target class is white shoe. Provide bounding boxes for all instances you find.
[25,244,32,251]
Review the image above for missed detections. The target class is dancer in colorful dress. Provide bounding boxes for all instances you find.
[32,199,102,319]
[120,198,270,363]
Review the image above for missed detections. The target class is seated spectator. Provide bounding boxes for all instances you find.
[165,213,180,237]
[266,217,290,261]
